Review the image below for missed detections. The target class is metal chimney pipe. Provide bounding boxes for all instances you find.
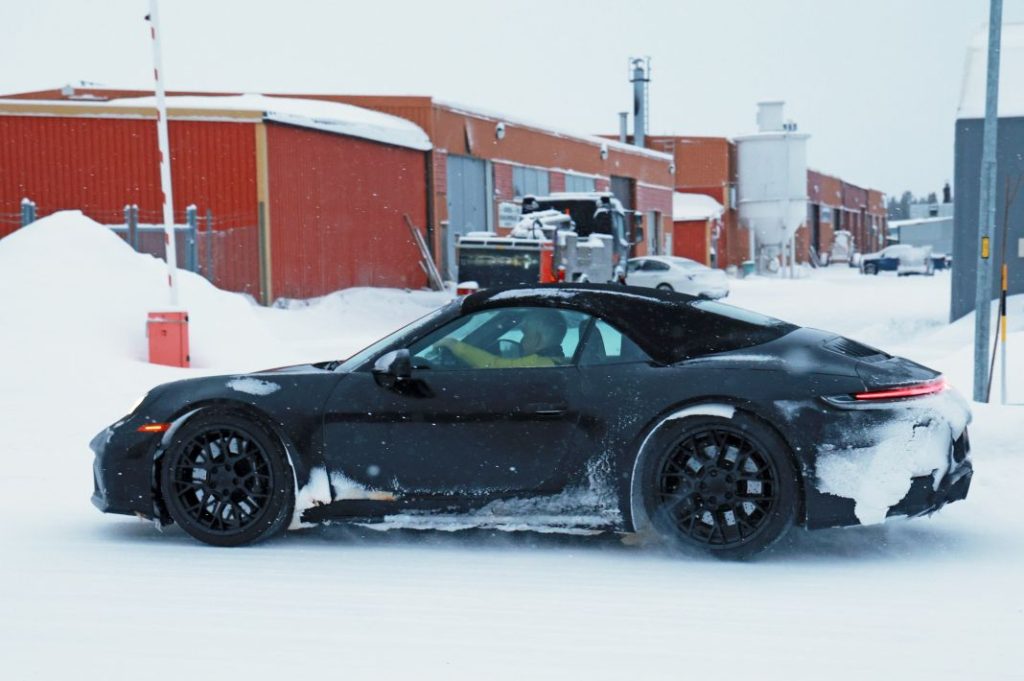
[618,112,629,144]
[630,58,649,148]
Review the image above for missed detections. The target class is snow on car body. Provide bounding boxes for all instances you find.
[860,244,936,276]
[91,284,971,558]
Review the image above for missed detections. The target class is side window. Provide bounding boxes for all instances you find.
[407,307,588,371]
[627,259,644,273]
[513,167,550,199]
[578,319,652,366]
[646,260,670,271]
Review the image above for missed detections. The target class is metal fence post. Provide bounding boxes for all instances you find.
[205,208,214,283]
[20,198,36,227]
[186,204,198,273]
[129,204,139,250]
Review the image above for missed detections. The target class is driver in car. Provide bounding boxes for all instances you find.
[437,309,568,369]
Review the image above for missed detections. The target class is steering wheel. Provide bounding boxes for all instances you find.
[437,344,471,369]
[421,344,468,370]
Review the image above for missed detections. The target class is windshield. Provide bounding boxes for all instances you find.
[334,304,454,372]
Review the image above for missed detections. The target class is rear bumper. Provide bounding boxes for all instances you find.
[887,458,972,519]
[777,386,973,529]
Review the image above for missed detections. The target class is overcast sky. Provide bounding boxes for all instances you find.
[2,0,1022,197]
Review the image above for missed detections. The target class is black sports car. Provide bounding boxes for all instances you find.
[91,284,973,558]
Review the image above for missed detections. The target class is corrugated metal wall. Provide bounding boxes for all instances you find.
[265,123,428,299]
[0,115,260,295]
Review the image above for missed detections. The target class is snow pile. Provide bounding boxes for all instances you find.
[0,211,282,370]
[673,192,724,221]
[0,211,451,372]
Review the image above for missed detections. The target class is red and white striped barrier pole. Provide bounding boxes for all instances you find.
[147,0,179,306]
[144,0,189,368]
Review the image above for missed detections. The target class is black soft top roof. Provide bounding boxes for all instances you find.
[461,284,796,364]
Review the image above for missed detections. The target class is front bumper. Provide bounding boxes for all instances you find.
[90,420,161,519]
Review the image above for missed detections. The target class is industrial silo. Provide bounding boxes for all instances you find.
[735,101,809,275]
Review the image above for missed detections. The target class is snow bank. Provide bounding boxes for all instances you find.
[0,211,453,375]
[0,211,283,370]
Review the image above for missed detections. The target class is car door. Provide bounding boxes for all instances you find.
[322,306,589,496]
[625,258,649,286]
[879,246,901,271]
[572,317,668,467]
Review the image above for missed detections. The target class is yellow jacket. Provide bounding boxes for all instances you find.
[446,341,563,369]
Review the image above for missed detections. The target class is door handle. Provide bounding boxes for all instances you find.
[526,402,568,416]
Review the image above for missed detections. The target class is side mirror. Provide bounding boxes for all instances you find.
[372,349,412,388]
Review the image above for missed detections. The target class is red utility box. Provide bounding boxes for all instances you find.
[147,311,190,368]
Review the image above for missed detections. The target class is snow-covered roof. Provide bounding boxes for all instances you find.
[435,99,673,162]
[889,216,953,229]
[673,192,724,221]
[958,23,1024,119]
[0,93,432,151]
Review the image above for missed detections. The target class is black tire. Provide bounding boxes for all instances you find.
[641,413,798,560]
[656,283,674,292]
[160,411,294,547]
[863,263,877,275]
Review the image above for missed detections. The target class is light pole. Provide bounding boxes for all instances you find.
[973,0,1003,402]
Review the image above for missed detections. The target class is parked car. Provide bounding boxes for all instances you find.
[860,244,935,276]
[91,284,972,559]
[626,256,729,298]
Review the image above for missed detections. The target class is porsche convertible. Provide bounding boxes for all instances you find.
[91,284,973,558]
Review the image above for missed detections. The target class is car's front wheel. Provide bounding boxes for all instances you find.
[160,411,294,547]
[641,413,798,559]
[863,262,877,275]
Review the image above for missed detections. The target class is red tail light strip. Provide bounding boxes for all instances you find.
[854,378,947,401]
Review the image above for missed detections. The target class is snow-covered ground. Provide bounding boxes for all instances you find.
[1,213,1022,680]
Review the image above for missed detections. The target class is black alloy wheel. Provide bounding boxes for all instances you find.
[864,262,877,275]
[645,415,797,559]
[160,412,294,547]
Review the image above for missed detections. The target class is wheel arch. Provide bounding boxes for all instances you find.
[622,396,808,535]
[150,399,317,525]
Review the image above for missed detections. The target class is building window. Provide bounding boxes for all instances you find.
[565,174,596,193]
[513,166,550,198]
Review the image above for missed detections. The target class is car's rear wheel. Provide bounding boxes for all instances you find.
[642,414,798,559]
[160,412,294,547]
[656,283,674,292]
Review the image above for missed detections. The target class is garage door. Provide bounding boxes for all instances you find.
[446,155,489,280]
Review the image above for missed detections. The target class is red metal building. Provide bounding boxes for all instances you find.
[0,93,431,302]
[320,96,675,277]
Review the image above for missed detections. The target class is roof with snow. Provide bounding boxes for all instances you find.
[0,93,432,151]
[435,99,673,162]
[958,23,1024,120]
[672,192,724,221]
[889,216,953,229]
